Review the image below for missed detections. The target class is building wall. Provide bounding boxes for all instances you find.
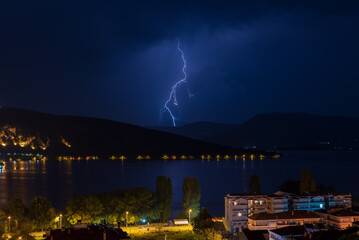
[268,197,289,213]
[224,194,268,232]
[316,211,359,230]
[248,217,321,230]
[225,192,351,233]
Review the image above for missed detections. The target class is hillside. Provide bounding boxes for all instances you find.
[0,107,272,158]
[151,113,359,150]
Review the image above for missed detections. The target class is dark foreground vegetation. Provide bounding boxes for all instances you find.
[0,176,217,237]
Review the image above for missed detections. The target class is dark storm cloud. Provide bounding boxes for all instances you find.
[0,1,359,125]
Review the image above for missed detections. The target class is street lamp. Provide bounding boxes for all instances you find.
[188,209,192,225]
[59,214,62,229]
[126,211,129,228]
[8,216,11,233]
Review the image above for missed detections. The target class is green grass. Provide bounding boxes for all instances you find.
[130,230,197,240]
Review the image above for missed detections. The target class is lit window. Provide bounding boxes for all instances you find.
[238,213,242,216]
[255,200,258,204]
[260,200,263,205]
[234,202,237,206]
[320,204,323,208]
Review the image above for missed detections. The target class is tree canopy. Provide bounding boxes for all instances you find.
[249,174,261,193]
[30,196,54,231]
[300,168,317,194]
[8,198,26,229]
[156,176,173,223]
[279,180,300,195]
[66,187,158,226]
[193,208,214,233]
[182,177,201,218]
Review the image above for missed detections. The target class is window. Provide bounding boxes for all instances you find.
[255,200,258,204]
[234,202,237,206]
[320,204,323,208]
[260,200,263,205]
[238,213,242,216]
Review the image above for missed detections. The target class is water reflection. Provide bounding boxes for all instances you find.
[0,151,357,216]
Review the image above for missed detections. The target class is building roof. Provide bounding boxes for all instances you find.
[249,210,320,221]
[227,192,267,197]
[315,209,359,217]
[307,191,351,196]
[331,209,359,217]
[304,223,326,230]
[242,229,268,240]
[269,226,305,236]
[314,209,327,214]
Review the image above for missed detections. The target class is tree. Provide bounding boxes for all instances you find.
[8,198,26,229]
[66,196,85,225]
[129,188,157,222]
[0,210,6,236]
[30,196,54,231]
[249,175,260,193]
[114,188,157,224]
[82,195,103,224]
[97,192,124,225]
[193,208,214,234]
[193,208,223,240]
[300,169,316,194]
[182,177,201,218]
[156,176,173,223]
[279,180,300,195]
[66,195,103,224]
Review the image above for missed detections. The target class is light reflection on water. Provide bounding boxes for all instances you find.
[0,150,358,216]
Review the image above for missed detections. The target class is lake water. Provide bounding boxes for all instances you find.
[0,150,358,217]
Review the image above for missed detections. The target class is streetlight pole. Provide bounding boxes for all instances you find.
[188,209,192,225]
[59,214,62,229]
[8,216,11,233]
[126,211,129,228]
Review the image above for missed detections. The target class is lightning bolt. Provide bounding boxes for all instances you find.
[160,40,192,127]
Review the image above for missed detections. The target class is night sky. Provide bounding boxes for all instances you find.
[1,1,359,126]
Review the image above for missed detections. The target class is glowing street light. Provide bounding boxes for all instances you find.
[188,209,192,225]
[59,214,62,229]
[126,211,129,228]
[8,216,11,233]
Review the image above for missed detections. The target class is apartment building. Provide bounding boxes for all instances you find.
[323,192,352,209]
[224,193,269,232]
[315,209,359,230]
[272,191,351,211]
[268,195,289,213]
[224,191,351,232]
[247,210,321,230]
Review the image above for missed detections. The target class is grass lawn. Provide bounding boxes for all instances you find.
[129,230,197,240]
